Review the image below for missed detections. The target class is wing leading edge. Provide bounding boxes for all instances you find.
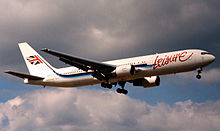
[41,48,116,80]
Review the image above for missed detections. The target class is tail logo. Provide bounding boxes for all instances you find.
[26,55,43,65]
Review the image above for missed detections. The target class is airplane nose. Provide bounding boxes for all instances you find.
[207,54,216,64]
[210,54,216,63]
[201,53,216,67]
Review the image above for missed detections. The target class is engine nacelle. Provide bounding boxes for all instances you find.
[115,65,135,77]
[133,76,160,88]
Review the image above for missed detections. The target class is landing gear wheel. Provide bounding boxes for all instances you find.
[116,88,128,95]
[116,88,121,93]
[196,74,201,79]
[123,89,128,95]
[106,84,112,89]
[101,83,112,89]
[196,68,202,79]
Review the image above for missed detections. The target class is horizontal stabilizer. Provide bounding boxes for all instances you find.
[5,71,44,80]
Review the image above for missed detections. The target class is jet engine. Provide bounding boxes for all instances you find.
[115,65,135,77]
[133,76,160,88]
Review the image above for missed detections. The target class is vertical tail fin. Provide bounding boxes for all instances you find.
[18,42,55,78]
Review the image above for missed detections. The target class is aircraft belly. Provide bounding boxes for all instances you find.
[50,76,99,87]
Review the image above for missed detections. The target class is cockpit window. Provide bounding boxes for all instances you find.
[201,52,211,55]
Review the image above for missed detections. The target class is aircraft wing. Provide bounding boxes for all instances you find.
[41,48,116,74]
[5,71,44,80]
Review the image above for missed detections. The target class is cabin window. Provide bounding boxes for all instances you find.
[201,52,211,55]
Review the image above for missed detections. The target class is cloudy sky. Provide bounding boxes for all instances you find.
[1,0,220,130]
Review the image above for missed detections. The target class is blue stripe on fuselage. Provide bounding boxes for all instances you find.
[38,56,93,79]
[53,71,92,78]
[135,64,154,68]
[54,64,154,78]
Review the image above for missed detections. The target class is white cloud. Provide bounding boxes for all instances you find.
[202,68,220,84]
[0,88,220,131]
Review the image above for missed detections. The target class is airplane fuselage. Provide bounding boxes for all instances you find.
[27,49,215,87]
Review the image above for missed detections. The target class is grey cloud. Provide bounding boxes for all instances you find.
[0,89,220,131]
[1,0,220,72]
[164,68,220,86]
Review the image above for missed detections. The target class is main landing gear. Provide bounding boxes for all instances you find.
[101,82,112,89]
[101,81,128,95]
[196,68,202,79]
[116,81,128,95]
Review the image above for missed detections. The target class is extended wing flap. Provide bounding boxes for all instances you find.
[5,71,44,80]
[41,48,116,73]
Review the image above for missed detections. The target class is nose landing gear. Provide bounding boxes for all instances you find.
[196,68,202,79]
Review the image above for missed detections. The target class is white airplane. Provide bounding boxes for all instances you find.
[5,42,215,94]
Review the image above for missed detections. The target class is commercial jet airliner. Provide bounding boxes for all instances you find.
[5,42,215,94]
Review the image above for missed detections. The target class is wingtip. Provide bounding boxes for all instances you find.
[4,70,14,75]
[4,70,11,73]
[18,42,28,45]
